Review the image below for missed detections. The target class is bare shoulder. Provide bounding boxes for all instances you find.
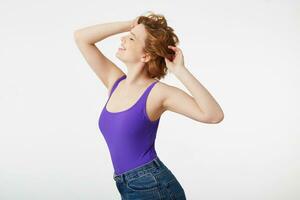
[154,80,180,99]
[154,81,206,122]
[151,80,169,98]
[145,80,170,119]
[150,81,174,112]
[149,79,221,123]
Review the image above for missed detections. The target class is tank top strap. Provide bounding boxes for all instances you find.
[139,80,159,108]
[109,74,126,97]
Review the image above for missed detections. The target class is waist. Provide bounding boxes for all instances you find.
[113,156,168,183]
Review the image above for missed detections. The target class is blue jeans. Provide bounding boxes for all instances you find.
[113,157,186,200]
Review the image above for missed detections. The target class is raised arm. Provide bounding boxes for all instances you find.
[73,20,133,93]
[162,46,224,124]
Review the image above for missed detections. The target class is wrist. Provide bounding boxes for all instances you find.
[125,20,133,31]
[173,65,187,76]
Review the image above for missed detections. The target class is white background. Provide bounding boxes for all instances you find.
[0,0,299,199]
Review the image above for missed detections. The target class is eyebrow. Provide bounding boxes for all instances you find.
[130,31,137,39]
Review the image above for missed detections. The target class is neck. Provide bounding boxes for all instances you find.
[123,63,153,86]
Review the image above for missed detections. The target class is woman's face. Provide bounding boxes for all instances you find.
[116,24,148,63]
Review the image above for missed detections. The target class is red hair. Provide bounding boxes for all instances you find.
[137,11,180,80]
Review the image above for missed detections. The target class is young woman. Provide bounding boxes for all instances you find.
[74,12,224,200]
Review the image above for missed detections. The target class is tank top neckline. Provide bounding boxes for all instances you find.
[104,75,159,114]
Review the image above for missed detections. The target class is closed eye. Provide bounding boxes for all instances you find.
[129,32,135,41]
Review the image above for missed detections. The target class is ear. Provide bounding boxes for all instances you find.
[141,53,151,63]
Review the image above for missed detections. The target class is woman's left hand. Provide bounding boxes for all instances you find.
[164,45,186,74]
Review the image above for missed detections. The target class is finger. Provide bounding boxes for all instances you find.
[168,46,180,53]
[168,46,177,53]
[164,57,170,63]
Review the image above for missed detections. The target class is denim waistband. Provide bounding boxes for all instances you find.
[113,156,167,183]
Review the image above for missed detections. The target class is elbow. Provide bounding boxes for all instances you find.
[206,112,224,124]
[213,114,224,123]
[73,29,87,43]
[73,30,94,45]
[73,30,81,41]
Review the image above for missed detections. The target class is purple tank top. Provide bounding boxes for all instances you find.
[98,74,161,175]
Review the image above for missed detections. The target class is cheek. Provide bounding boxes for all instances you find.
[127,46,142,56]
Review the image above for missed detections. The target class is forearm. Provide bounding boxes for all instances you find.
[74,20,131,44]
[174,66,224,120]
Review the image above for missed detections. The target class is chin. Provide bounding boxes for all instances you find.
[115,51,121,57]
[115,53,124,61]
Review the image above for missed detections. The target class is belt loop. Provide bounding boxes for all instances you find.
[153,157,161,168]
[121,173,126,183]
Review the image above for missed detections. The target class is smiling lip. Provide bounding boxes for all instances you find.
[119,44,126,50]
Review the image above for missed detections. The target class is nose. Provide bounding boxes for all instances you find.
[121,36,126,43]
